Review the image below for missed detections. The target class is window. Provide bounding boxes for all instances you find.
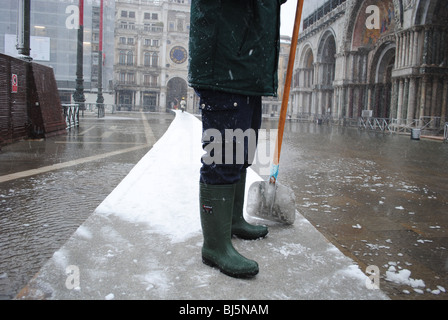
[144,74,158,86]
[119,72,126,83]
[152,24,163,32]
[144,13,151,20]
[119,51,126,65]
[144,52,151,66]
[121,10,135,19]
[151,75,158,86]
[144,52,159,67]
[127,51,134,66]
[127,73,135,84]
[144,74,151,85]
[152,13,158,20]
[119,37,126,44]
[152,53,158,67]
[144,39,159,47]
[127,37,134,45]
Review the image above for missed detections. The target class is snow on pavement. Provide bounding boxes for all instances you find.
[17,111,389,300]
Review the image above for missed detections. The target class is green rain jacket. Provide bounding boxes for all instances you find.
[188,0,287,97]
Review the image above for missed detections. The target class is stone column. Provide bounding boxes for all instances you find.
[390,80,399,119]
[409,30,414,67]
[346,86,352,118]
[400,32,405,68]
[401,31,407,68]
[427,27,434,65]
[395,33,401,69]
[374,84,381,117]
[407,31,412,67]
[422,27,430,66]
[433,28,440,66]
[396,79,404,123]
[413,28,421,66]
[419,76,428,125]
[403,78,409,121]
[332,88,338,116]
[442,29,448,66]
[407,77,417,124]
[442,79,448,126]
[338,87,345,118]
[431,77,439,119]
[366,85,372,112]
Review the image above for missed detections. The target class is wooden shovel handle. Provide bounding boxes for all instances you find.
[273,0,305,165]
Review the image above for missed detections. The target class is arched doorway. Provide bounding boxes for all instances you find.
[372,45,395,118]
[317,31,336,116]
[167,77,188,110]
[349,0,397,119]
[295,46,314,116]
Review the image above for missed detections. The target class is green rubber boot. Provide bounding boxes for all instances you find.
[200,183,259,278]
[232,170,269,240]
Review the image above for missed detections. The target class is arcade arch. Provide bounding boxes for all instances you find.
[293,45,314,115]
[292,0,447,126]
[370,44,396,118]
[166,77,188,110]
[316,31,337,116]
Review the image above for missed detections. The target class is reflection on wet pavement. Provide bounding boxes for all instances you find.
[260,121,448,300]
[0,112,174,299]
[1,112,446,300]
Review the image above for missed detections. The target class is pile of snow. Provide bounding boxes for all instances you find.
[385,265,425,289]
[95,111,204,243]
[95,111,262,243]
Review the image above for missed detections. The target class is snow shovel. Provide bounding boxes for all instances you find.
[246,0,305,225]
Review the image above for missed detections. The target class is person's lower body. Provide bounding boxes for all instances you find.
[197,89,268,278]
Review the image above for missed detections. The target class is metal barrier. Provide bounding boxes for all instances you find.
[359,117,393,133]
[62,104,80,129]
[360,116,446,138]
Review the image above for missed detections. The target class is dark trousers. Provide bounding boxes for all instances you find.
[197,89,262,185]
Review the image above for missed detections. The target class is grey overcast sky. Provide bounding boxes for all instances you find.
[280,0,327,36]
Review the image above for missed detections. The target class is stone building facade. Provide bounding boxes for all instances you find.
[292,0,448,129]
[114,0,289,114]
[114,0,193,112]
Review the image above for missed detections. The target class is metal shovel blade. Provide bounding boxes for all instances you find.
[246,181,296,225]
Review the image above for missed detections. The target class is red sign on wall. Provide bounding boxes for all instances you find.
[11,74,18,93]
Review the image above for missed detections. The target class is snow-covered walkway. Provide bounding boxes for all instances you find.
[17,111,388,300]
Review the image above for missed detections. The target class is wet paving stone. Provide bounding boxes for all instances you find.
[256,120,448,300]
[0,112,174,299]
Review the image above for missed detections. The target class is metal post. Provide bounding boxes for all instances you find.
[73,0,85,109]
[96,0,104,108]
[16,0,32,61]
